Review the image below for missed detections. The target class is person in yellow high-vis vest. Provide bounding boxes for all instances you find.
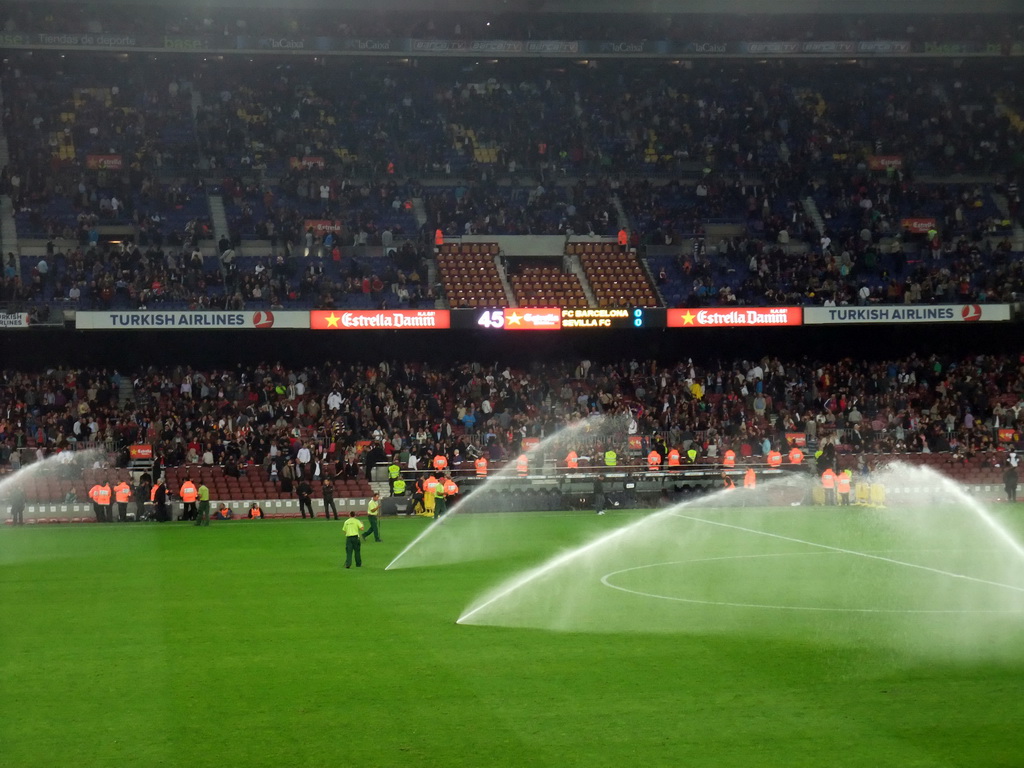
[433,477,448,520]
[342,512,364,568]
[363,492,382,542]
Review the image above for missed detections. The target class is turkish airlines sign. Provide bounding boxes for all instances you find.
[311,310,450,329]
[76,310,308,329]
[0,312,30,328]
[803,304,1012,325]
[667,307,802,327]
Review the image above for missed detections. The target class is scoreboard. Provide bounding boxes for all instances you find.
[453,307,666,330]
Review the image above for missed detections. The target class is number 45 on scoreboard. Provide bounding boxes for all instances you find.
[476,309,505,329]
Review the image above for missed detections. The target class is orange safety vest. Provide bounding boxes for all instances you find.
[444,479,458,496]
[434,228,444,246]
[249,505,263,518]
[150,484,159,502]
[433,454,448,472]
[667,449,680,466]
[743,468,756,489]
[565,451,579,469]
[114,482,131,503]
[424,476,439,495]
[789,448,804,464]
[723,476,736,490]
[821,469,837,489]
[767,451,782,468]
[516,455,528,476]
[94,485,111,505]
[647,451,662,470]
[837,474,851,494]
[89,484,101,503]
[179,481,198,503]
[475,457,488,477]
[617,229,628,246]
[723,450,736,468]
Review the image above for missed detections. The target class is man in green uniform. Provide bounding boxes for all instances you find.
[363,492,382,542]
[196,481,210,526]
[342,511,365,568]
[433,475,447,520]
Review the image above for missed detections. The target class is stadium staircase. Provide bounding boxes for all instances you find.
[411,197,428,229]
[992,191,1024,251]
[208,194,230,252]
[0,99,17,262]
[565,251,597,307]
[612,195,629,231]
[494,251,516,307]
[802,196,826,236]
[118,377,135,409]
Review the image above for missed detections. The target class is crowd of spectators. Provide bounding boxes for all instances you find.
[4,4,1024,44]
[2,44,1024,313]
[1,354,1021,484]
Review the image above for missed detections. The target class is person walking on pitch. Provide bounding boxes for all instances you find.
[363,492,382,542]
[342,511,365,568]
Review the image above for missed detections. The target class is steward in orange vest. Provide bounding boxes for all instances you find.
[721,473,736,490]
[113,480,131,522]
[647,450,662,471]
[767,450,783,468]
[475,456,488,477]
[89,483,105,523]
[434,228,444,247]
[247,503,264,519]
[723,450,736,468]
[516,454,528,477]
[179,478,198,521]
[667,448,681,468]
[433,454,448,473]
[836,471,852,505]
[565,450,579,470]
[789,447,804,465]
[821,468,837,505]
[743,468,756,489]
[617,228,628,247]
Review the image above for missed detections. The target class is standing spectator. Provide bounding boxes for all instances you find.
[322,478,338,520]
[297,478,314,519]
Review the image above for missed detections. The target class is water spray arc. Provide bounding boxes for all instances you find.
[456,462,1024,649]
[386,415,622,570]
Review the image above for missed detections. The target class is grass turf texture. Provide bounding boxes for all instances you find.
[2,508,1024,768]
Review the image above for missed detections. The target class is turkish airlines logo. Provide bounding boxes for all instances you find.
[668,307,802,327]
[961,304,982,322]
[252,311,275,329]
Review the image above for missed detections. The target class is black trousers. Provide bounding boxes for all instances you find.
[345,535,362,567]
[299,497,314,518]
[323,498,338,519]
[117,502,128,522]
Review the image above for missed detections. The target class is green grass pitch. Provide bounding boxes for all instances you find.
[2,508,1024,767]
